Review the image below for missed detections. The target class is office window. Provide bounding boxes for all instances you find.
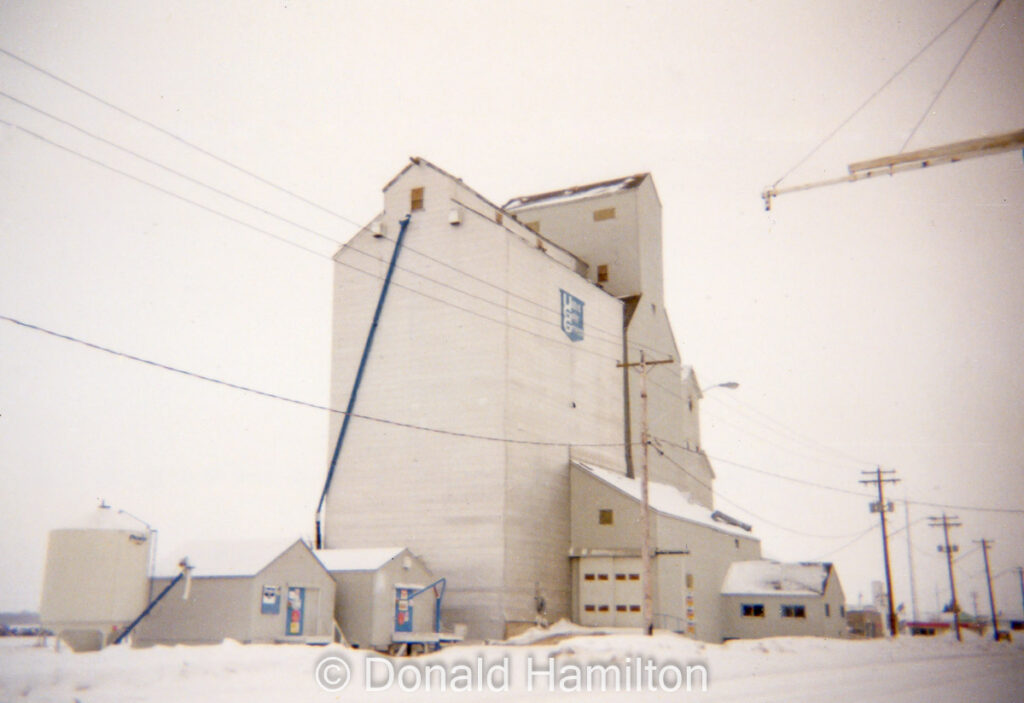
[593,207,616,221]
[597,264,609,283]
[598,509,614,525]
[741,604,765,617]
[410,187,424,211]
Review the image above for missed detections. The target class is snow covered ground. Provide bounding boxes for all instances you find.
[2,627,1022,702]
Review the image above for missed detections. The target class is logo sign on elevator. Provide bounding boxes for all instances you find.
[560,290,584,342]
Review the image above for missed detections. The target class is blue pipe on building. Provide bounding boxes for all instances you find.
[316,214,413,547]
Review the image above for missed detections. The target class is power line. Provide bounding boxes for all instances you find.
[0,117,642,366]
[0,46,364,228]
[651,440,870,539]
[0,313,624,449]
[0,48,681,364]
[771,0,986,187]
[899,0,1005,152]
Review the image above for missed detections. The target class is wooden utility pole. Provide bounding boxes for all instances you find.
[930,513,963,642]
[860,468,900,637]
[617,351,673,636]
[903,498,920,621]
[1017,567,1024,620]
[976,539,999,642]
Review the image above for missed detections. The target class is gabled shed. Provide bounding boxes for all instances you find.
[315,547,440,651]
[133,538,335,646]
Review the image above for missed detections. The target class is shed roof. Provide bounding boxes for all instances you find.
[315,547,407,572]
[503,173,648,211]
[574,460,755,538]
[721,560,832,597]
[154,537,305,579]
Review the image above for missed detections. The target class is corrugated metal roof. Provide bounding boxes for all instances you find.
[503,174,648,211]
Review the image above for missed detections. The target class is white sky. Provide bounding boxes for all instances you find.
[1,0,1022,619]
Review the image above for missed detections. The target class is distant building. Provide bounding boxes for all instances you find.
[720,560,847,640]
[846,607,884,638]
[133,539,335,646]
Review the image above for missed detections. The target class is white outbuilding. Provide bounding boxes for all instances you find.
[132,538,335,646]
[316,547,450,652]
[719,560,847,640]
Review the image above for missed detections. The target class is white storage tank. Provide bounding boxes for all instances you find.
[39,504,152,651]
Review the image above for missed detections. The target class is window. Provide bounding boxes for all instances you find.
[628,573,640,581]
[741,604,764,617]
[584,573,595,581]
[593,207,616,221]
[616,605,627,612]
[597,264,609,283]
[597,605,609,612]
[840,605,846,618]
[584,604,595,612]
[597,574,609,581]
[615,574,626,581]
[525,221,540,233]
[781,605,806,618]
[688,397,693,412]
[629,605,641,612]
[598,509,614,525]
[825,603,831,617]
[410,187,424,211]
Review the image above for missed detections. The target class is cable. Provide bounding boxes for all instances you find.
[899,0,1005,152]
[772,0,986,187]
[704,392,876,468]
[0,313,626,448]
[655,436,872,499]
[0,118,635,365]
[0,46,364,228]
[810,525,879,561]
[0,90,348,248]
[650,440,869,539]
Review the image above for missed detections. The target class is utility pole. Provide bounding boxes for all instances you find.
[929,513,963,642]
[1017,567,1024,620]
[860,468,900,637]
[903,498,919,622]
[976,539,999,642]
[617,351,673,636]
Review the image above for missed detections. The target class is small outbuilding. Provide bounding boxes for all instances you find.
[315,547,447,652]
[720,560,847,640]
[133,538,335,646]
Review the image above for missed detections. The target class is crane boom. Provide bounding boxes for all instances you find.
[763,127,1024,210]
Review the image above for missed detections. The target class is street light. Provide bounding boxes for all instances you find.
[701,381,739,393]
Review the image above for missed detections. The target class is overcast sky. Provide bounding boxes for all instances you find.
[1,0,1022,619]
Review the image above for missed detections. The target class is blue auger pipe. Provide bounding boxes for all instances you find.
[113,570,185,645]
[316,214,412,548]
[408,578,447,633]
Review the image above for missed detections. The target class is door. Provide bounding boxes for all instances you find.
[286,586,305,636]
[394,587,414,633]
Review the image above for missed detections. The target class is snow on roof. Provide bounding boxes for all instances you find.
[503,174,647,211]
[155,538,303,579]
[573,461,755,538]
[721,560,831,597]
[315,547,406,572]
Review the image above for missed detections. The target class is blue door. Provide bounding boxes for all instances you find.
[394,587,413,633]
